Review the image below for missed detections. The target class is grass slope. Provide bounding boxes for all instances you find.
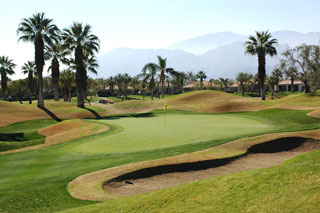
[63,149,320,213]
[0,119,57,152]
[0,109,319,212]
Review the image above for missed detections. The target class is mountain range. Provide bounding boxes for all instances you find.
[96,31,320,79]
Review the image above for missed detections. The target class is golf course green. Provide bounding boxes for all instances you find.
[69,113,269,154]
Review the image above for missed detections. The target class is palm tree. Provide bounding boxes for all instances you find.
[45,40,69,101]
[197,71,207,88]
[268,68,283,99]
[236,72,251,96]
[0,56,16,101]
[281,59,298,93]
[60,69,75,102]
[17,12,59,108]
[219,78,229,91]
[114,73,123,98]
[142,63,159,100]
[21,61,36,104]
[130,76,140,95]
[106,76,115,96]
[61,22,100,108]
[245,31,278,100]
[122,73,131,99]
[156,56,167,99]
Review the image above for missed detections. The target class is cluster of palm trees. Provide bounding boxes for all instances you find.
[16,12,100,108]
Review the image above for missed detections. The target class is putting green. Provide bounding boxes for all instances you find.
[69,114,270,154]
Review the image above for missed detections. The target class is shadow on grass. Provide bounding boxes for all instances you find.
[83,107,102,119]
[102,112,156,120]
[38,106,62,122]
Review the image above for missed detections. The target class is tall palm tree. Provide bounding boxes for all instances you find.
[245,31,278,100]
[21,61,36,104]
[0,56,16,101]
[45,40,69,101]
[156,56,167,99]
[17,12,59,108]
[142,63,159,100]
[197,71,207,88]
[61,22,100,108]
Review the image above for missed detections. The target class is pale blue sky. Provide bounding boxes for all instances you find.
[1,0,320,78]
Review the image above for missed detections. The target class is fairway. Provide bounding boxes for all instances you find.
[70,114,270,153]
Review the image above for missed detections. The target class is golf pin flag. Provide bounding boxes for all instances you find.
[164,103,167,110]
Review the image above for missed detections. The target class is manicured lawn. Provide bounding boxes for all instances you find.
[69,113,270,154]
[0,109,320,212]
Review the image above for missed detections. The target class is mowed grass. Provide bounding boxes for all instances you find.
[62,149,320,213]
[0,109,320,212]
[0,119,58,152]
[70,113,270,154]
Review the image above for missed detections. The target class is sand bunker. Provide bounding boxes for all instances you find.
[103,137,320,197]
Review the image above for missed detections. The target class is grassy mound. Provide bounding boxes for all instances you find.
[0,119,57,152]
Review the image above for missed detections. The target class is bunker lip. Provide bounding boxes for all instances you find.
[103,137,320,197]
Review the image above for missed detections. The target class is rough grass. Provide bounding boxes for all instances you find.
[167,90,320,113]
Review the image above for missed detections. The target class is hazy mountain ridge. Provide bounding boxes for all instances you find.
[96,31,320,79]
[168,30,320,54]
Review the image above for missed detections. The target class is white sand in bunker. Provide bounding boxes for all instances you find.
[103,138,320,197]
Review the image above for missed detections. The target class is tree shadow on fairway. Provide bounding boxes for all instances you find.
[83,107,102,119]
[38,106,62,122]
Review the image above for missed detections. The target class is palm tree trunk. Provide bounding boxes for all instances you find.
[68,89,72,102]
[28,73,33,104]
[271,84,274,100]
[151,90,154,100]
[291,78,294,93]
[1,72,7,101]
[258,53,266,100]
[161,78,164,99]
[241,82,244,97]
[52,59,60,102]
[35,36,45,108]
[37,70,44,107]
[75,45,85,108]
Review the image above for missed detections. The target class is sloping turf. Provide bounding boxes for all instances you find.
[0,109,320,212]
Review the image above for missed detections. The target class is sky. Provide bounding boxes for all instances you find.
[1,0,320,79]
